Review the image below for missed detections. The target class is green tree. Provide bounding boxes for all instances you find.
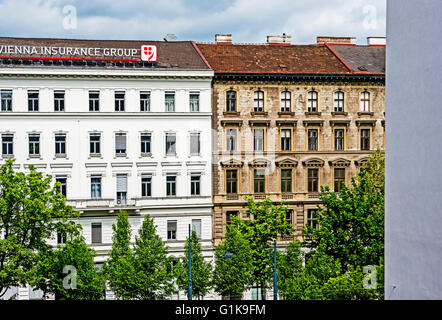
[0,159,79,298]
[30,235,105,300]
[277,240,304,300]
[213,225,253,299]
[177,230,213,300]
[131,214,174,299]
[234,197,294,296]
[304,150,384,272]
[103,210,138,299]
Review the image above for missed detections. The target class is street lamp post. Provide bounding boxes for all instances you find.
[188,224,192,300]
[273,240,277,300]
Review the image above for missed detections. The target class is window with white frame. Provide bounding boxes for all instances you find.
[28,90,39,111]
[254,90,264,112]
[89,91,100,111]
[192,219,202,238]
[308,129,318,151]
[334,129,344,151]
[1,134,13,156]
[189,92,200,112]
[254,128,264,151]
[1,90,12,112]
[140,91,150,112]
[89,133,101,155]
[165,92,175,112]
[140,132,152,154]
[226,90,236,112]
[116,174,128,204]
[334,91,344,112]
[281,90,291,112]
[55,176,67,197]
[115,91,125,111]
[91,175,102,198]
[226,128,237,151]
[141,174,152,197]
[91,222,102,244]
[115,133,127,154]
[190,173,201,196]
[165,133,176,156]
[55,134,66,156]
[360,91,370,112]
[54,90,65,112]
[166,174,177,196]
[167,220,177,240]
[190,132,200,156]
[28,134,40,155]
[281,129,291,151]
[307,90,318,112]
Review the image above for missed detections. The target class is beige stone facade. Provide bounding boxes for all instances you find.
[212,81,385,245]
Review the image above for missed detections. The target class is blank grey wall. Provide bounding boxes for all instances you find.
[385,0,442,299]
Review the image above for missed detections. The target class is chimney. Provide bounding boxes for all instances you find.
[266,33,291,45]
[367,37,386,46]
[317,36,356,45]
[215,34,232,44]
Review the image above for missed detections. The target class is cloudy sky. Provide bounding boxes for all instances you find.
[0,0,386,44]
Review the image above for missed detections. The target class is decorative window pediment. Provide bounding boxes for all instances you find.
[221,120,243,127]
[303,120,324,127]
[276,158,298,168]
[249,119,271,127]
[220,159,244,168]
[355,156,370,167]
[276,120,297,127]
[329,120,350,127]
[328,158,351,167]
[356,119,376,127]
[248,158,271,168]
[302,158,325,167]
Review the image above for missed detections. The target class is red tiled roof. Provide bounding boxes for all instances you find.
[196,43,352,74]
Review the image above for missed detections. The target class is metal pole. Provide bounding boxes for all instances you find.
[188,224,192,300]
[273,240,277,300]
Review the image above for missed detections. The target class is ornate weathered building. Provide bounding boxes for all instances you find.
[197,34,385,245]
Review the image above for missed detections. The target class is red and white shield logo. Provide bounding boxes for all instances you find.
[141,45,157,62]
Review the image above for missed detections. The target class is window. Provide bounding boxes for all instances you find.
[54,90,65,112]
[308,129,318,151]
[307,90,318,112]
[254,169,265,193]
[192,219,202,238]
[281,129,291,151]
[165,133,176,156]
[226,128,237,151]
[1,134,13,156]
[91,176,102,198]
[57,231,66,244]
[191,173,201,196]
[28,90,39,111]
[165,92,175,112]
[307,209,318,230]
[189,92,199,112]
[167,220,177,240]
[281,90,291,112]
[116,174,127,204]
[226,90,236,112]
[334,129,344,151]
[55,176,67,197]
[190,132,200,156]
[89,133,101,155]
[285,210,292,225]
[254,90,264,112]
[166,174,176,196]
[115,91,125,111]
[251,285,265,300]
[334,91,344,112]
[281,169,292,193]
[1,90,12,111]
[140,133,151,154]
[307,169,318,192]
[89,91,100,111]
[254,129,264,151]
[55,134,66,156]
[141,174,152,197]
[360,91,370,112]
[226,170,237,194]
[334,168,345,192]
[140,91,150,112]
[226,211,238,225]
[115,133,127,154]
[28,134,40,155]
[91,223,102,244]
[360,129,370,150]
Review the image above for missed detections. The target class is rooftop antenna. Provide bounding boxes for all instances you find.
[164,34,178,42]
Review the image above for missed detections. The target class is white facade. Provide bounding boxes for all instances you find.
[0,66,214,266]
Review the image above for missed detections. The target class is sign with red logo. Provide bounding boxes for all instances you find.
[141,45,157,62]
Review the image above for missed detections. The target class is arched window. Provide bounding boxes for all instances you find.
[307,90,318,112]
[226,90,237,112]
[334,90,344,112]
[280,90,291,112]
[360,90,370,112]
[254,90,264,112]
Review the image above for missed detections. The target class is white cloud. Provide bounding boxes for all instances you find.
[0,0,386,44]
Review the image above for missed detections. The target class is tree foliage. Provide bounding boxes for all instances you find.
[0,159,79,298]
[213,225,253,299]
[176,230,213,299]
[234,197,294,290]
[30,235,105,300]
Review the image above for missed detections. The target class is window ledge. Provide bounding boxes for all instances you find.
[55,154,67,158]
[251,111,268,116]
[278,111,295,116]
[305,111,322,116]
[223,111,240,116]
[331,111,348,116]
[357,111,374,116]
[1,154,14,159]
[140,153,152,158]
[28,154,41,159]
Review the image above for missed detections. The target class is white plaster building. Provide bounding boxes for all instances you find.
[0,37,214,299]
